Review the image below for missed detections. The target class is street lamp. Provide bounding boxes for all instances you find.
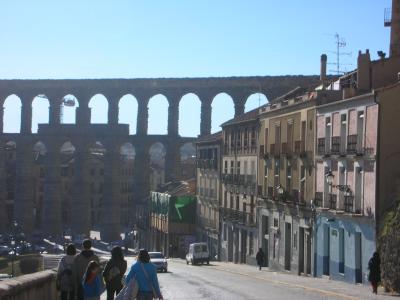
[276,184,284,195]
[10,239,15,277]
[325,170,334,185]
[325,170,352,210]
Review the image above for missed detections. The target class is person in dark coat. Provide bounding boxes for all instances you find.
[256,248,265,271]
[368,252,381,294]
[103,246,127,300]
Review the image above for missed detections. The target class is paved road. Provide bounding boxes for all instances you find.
[100,259,392,300]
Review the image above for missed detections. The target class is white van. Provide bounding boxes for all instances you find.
[186,242,209,265]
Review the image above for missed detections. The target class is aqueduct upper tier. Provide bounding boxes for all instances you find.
[0,76,320,136]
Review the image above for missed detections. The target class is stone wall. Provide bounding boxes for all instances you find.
[0,270,57,300]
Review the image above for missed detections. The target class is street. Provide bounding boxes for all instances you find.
[100,258,392,300]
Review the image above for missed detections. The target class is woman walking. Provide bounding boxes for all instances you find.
[368,252,381,294]
[125,249,163,300]
[57,244,76,300]
[103,246,127,300]
[82,261,105,300]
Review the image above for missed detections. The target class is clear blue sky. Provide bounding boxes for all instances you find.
[0,0,392,136]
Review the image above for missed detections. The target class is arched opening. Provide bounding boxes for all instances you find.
[179,93,201,137]
[3,95,22,133]
[211,93,234,133]
[119,95,138,134]
[32,95,50,133]
[149,142,166,191]
[148,94,168,135]
[59,141,75,232]
[180,142,196,180]
[89,94,108,124]
[32,141,47,228]
[120,142,135,227]
[61,95,79,124]
[245,93,268,112]
[4,141,17,225]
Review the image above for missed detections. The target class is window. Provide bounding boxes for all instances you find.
[273,218,279,228]
[230,161,234,174]
[224,161,228,174]
[237,161,241,175]
[341,114,347,124]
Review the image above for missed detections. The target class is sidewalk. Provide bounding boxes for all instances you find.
[172,259,399,300]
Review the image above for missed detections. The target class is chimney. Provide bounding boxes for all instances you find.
[357,49,371,91]
[320,54,327,82]
[390,0,400,56]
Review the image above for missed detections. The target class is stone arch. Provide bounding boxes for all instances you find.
[120,142,136,161]
[148,94,169,135]
[89,94,109,124]
[118,94,138,134]
[3,94,22,133]
[32,95,50,133]
[245,92,268,112]
[149,142,166,190]
[60,94,79,124]
[179,93,201,137]
[211,92,235,133]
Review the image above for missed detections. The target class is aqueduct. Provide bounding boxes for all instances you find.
[0,76,319,241]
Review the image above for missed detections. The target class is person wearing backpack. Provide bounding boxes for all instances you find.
[125,249,163,300]
[73,239,100,300]
[57,244,76,300]
[103,246,127,300]
[82,260,105,300]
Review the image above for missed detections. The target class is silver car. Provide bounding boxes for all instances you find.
[149,252,168,272]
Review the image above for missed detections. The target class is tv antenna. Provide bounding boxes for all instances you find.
[327,33,352,75]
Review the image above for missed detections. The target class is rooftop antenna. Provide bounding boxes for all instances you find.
[327,33,352,75]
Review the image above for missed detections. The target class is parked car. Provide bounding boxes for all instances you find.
[186,243,209,265]
[149,252,168,272]
[0,245,10,256]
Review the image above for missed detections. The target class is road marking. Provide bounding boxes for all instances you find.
[216,267,361,300]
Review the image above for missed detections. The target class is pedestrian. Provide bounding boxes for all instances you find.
[82,260,105,300]
[103,246,127,300]
[368,251,381,294]
[125,249,163,300]
[256,248,265,271]
[73,239,100,300]
[57,243,76,300]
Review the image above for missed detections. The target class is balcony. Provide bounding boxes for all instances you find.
[347,135,357,155]
[294,140,305,154]
[281,142,293,157]
[270,143,280,157]
[198,216,218,230]
[344,196,354,213]
[317,138,325,156]
[220,207,255,227]
[314,192,323,207]
[331,137,340,155]
[328,194,337,210]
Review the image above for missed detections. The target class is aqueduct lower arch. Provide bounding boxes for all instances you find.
[0,76,319,241]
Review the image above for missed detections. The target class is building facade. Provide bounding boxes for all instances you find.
[196,132,222,260]
[220,110,259,265]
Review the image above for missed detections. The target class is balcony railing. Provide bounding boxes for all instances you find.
[347,135,357,154]
[331,137,340,155]
[314,192,323,207]
[220,207,255,227]
[344,196,354,213]
[329,194,337,210]
[198,215,218,230]
[317,138,325,156]
[294,140,305,154]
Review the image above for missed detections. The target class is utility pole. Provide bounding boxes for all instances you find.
[328,33,352,75]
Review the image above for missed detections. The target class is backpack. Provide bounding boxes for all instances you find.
[59,259,74,291]
[107,265,121,282]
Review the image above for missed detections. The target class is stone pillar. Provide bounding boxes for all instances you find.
[49,104,61,125]
[42,144,62,235]
[71,144,91,236]
[0,107,4,133]
[0,143,8,231]
[14,142,34,233]
[167,100,179,136]
[100,145,121,241]
[76,103,91,125]
[234,102,245,117]
[200,101,212,136]
[20,102,32,134]
[133,144,150,201]
[136,102,149,135]
[165,140,181,182]
[108,101,119,125]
